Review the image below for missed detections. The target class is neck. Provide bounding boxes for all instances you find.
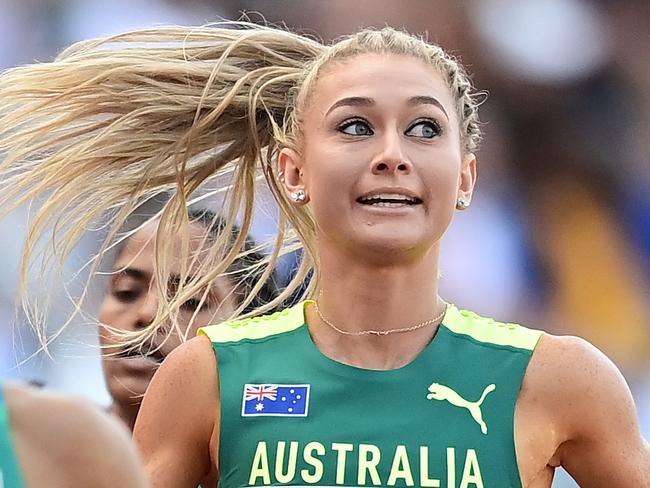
[110,401,140,432]
[306,243,446,370]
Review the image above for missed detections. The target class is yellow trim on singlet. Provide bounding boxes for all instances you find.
[198,301,311,343]
[198,300,543,351]
[442,305,543,351]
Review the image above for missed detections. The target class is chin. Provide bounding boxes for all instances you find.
[350,231,434,263]
[107,375,149,405]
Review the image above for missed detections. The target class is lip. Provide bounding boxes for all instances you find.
[356,187,422,202]
[117,355,159,374]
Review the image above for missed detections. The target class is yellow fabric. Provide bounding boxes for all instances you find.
[199,300,542,352]
[442,305,543,351]
[198,301,311,343]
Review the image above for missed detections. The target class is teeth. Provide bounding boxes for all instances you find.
[359,193,418,204]
[371,201,408,207]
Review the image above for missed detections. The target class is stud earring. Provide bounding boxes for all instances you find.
[456,197,470,210]
[291,189,307,203]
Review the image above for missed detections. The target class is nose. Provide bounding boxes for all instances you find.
[371,131,412,175]
[134,288,158,330]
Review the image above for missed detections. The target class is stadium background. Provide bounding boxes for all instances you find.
[0,1,648,486]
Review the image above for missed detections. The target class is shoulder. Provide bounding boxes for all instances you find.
[525,333,638,438]
[136,334,219,425]
[525,335,650,483]
[6,384,147,487]
[198,301,307,344]
[134,335,220,485]
[527,334,628,399]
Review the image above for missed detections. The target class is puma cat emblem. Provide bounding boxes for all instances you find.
[426,382,496,434]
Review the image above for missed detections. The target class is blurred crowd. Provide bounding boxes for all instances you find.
[0,1,648,485]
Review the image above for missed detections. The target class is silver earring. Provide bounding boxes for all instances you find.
[291,189,307,203]
[456,197,470,210]
[278,170,285,183]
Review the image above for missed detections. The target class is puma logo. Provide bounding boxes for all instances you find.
[426,382,496,434]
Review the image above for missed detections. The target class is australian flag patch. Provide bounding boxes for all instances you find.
[241,383,310,417]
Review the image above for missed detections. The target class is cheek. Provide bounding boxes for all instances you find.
[304,143,361,225]
[98,299,137,345]
[418,151,462,203]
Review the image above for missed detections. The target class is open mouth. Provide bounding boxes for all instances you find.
[356,193,423,207]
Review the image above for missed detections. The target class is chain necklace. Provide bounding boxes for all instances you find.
[313,298,448,337]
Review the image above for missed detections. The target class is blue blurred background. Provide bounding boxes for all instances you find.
[0,1,648,485]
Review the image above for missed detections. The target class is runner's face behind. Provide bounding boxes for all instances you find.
[99,221,237,405]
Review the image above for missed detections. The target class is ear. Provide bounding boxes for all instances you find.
[457,152,477,204]
[278,147,309,204]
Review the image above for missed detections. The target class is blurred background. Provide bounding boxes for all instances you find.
[0,1,648,485]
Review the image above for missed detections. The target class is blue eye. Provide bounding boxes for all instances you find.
[339,120,374,136]
[406,120,441,138]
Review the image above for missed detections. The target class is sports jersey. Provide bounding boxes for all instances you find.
[199,301,543,488]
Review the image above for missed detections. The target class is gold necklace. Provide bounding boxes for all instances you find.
[313,299,448,337]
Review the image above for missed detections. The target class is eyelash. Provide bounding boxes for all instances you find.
[180,297,209,312]
[406,119,443,138]
[114,287,212,313]
[113,289,141,303]
[338,118,373,136]
[337,117,443,138]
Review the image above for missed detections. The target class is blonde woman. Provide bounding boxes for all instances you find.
[0,23,647,488]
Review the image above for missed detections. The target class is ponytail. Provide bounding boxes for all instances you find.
[0,22,324,348]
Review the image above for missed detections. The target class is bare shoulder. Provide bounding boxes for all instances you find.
[146,333,218,389]
[524,334,650,486]
[524,333,632,414]
[6,384,148,487]
[134,334,220,487]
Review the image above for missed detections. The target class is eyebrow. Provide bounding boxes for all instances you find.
[113,267,150,282]
[325,96,375,116]
[325,95,449,120]
[114,267,203,289]
[407,96,449,120]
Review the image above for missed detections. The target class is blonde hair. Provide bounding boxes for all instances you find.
[0,22,482,348]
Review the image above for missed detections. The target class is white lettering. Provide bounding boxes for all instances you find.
[301,442,325,483]
[331,442,354,484]
[459,449,483,488]
[447,447,456,488]
[248,441,271,485]
[419,446,441,487]
[387,445,415,486]
[275,441,299,483]
[358,444,381,486]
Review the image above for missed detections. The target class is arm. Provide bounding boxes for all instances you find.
[546,336,650,486]
[63,400,150,488]
[7,384,148,487]
[134,335,220,488]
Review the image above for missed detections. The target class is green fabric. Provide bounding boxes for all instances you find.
[0,385,26,488]
[203,302,542,488]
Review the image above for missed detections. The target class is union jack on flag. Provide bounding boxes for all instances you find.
[241,383,310,417]
[244,384,278,402]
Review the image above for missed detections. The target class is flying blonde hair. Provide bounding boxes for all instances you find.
[0,22,482,349]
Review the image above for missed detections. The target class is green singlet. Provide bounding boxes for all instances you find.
[0,385,26,488]
[199,301,543,488]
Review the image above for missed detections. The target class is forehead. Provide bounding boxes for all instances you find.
[308,53,455,117]
[115,221,211,268]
